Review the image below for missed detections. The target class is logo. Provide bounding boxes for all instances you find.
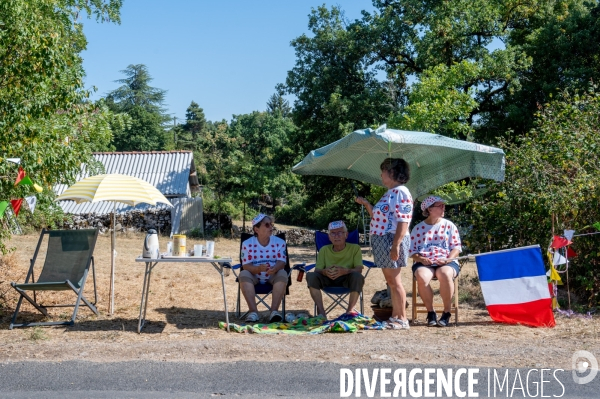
[572,350,598,384]
[401,204,412,213]
[380,204,390,213]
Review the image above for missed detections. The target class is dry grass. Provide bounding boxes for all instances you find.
[0,229,598,369]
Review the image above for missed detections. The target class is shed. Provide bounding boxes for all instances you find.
[55,151,203,234]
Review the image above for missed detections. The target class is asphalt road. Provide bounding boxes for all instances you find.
[0,361,597,398]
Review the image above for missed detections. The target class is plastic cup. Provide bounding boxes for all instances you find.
[206,241,215,258]
[194,244,204,257]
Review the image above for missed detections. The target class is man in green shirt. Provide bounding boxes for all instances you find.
[306,220,364,317]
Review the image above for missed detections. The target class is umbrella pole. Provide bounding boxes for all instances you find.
[110,203,116,315]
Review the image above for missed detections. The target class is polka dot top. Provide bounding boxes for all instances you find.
[409,218,462,262]
[241,236,287,283]
[370,185,413,236]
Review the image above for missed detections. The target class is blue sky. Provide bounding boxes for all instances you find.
[81,1,376,123]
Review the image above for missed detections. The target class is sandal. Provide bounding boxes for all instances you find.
[244,312,259,323]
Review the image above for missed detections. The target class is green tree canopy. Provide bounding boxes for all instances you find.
[266,92,291,118]
[222,111,300,226]
[459,87,600,304]
[106,64,170,151]
[0,0,122,253]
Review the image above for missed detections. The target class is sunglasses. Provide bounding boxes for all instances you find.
[429,203,446,208]
[262,222,274,228]
[329,231,346,237]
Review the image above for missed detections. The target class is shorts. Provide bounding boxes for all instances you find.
[412,261,460,278]
[371,233,409,269]
[239,269,288,285]
[306,271,364,292]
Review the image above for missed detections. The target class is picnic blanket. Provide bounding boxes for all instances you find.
[219,312,384,334]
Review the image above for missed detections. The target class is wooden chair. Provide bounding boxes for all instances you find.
[411,259,466,326]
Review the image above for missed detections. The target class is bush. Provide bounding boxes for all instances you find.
[456,88,600,305]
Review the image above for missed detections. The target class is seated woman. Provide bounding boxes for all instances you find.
[240,214,287,323]
[409,196,462,327]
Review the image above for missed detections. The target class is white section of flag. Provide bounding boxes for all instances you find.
[25,196,37,214]
[480,275,550,306]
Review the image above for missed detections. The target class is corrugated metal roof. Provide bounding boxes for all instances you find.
[56,151,195,215]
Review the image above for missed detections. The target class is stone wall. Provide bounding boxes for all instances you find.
[63,209,172,235]
[63,210,233,237]
[230,225,316,246]
[63,211,366,246]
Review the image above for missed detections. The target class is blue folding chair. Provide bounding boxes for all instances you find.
[294,230,376,316]
[226,232,292,319]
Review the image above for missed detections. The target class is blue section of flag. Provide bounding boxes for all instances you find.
[476,246,545,281]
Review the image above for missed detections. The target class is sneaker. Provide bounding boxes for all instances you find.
[269,310,283,323]
[426,311,438,327]
[387,317,410,330]
[244,311,259,323]
[437,312,452,327]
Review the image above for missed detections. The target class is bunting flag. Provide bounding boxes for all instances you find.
[550,235,572,249]
[14,166,26,186]
[563,230,575,241]
[548,264,563,285]
[10,199,23,217]
[476,245,555,327]
[566,246,577,258]
[552,250,567,266]
[16,175,33,186]
[25,196,37,214]
[33,183,43,193]
[0,201,8,218]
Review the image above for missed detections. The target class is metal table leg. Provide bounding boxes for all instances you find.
[137,261,155,333]
[212,262,230,332]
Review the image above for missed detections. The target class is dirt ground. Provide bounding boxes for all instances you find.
[0,227,598,369]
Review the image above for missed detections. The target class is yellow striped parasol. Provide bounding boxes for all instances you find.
[56,174,172,315]
[56,174,172,206]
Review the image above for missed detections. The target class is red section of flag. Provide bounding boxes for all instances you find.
[551,235,572,249]
[10,199,23,216]
[14,166,26,186]
[566,246,577,258]
[487,299,555,327]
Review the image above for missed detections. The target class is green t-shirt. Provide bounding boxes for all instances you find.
[316,243,363,270]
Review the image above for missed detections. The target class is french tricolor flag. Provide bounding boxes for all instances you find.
[476,245,555,327]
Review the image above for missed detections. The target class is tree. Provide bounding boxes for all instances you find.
[106,64,170,151]
[279,1,580,225]
[457,88,600,305]
[266,93,291,117]
[487,1,600,140]
[0,0,123,253]
[173,101,206,150]
[226,111,300,228]
[183,101,206,141]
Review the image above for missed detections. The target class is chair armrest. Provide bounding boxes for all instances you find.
[292,263,316,272]
[225,263,241,270]
[362,260,376,268]
[292,263,306,271]
[304,264,316,272]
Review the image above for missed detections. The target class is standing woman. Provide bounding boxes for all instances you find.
[355,158,413,329]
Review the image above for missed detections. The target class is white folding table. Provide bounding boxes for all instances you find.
[135,256,233,333]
